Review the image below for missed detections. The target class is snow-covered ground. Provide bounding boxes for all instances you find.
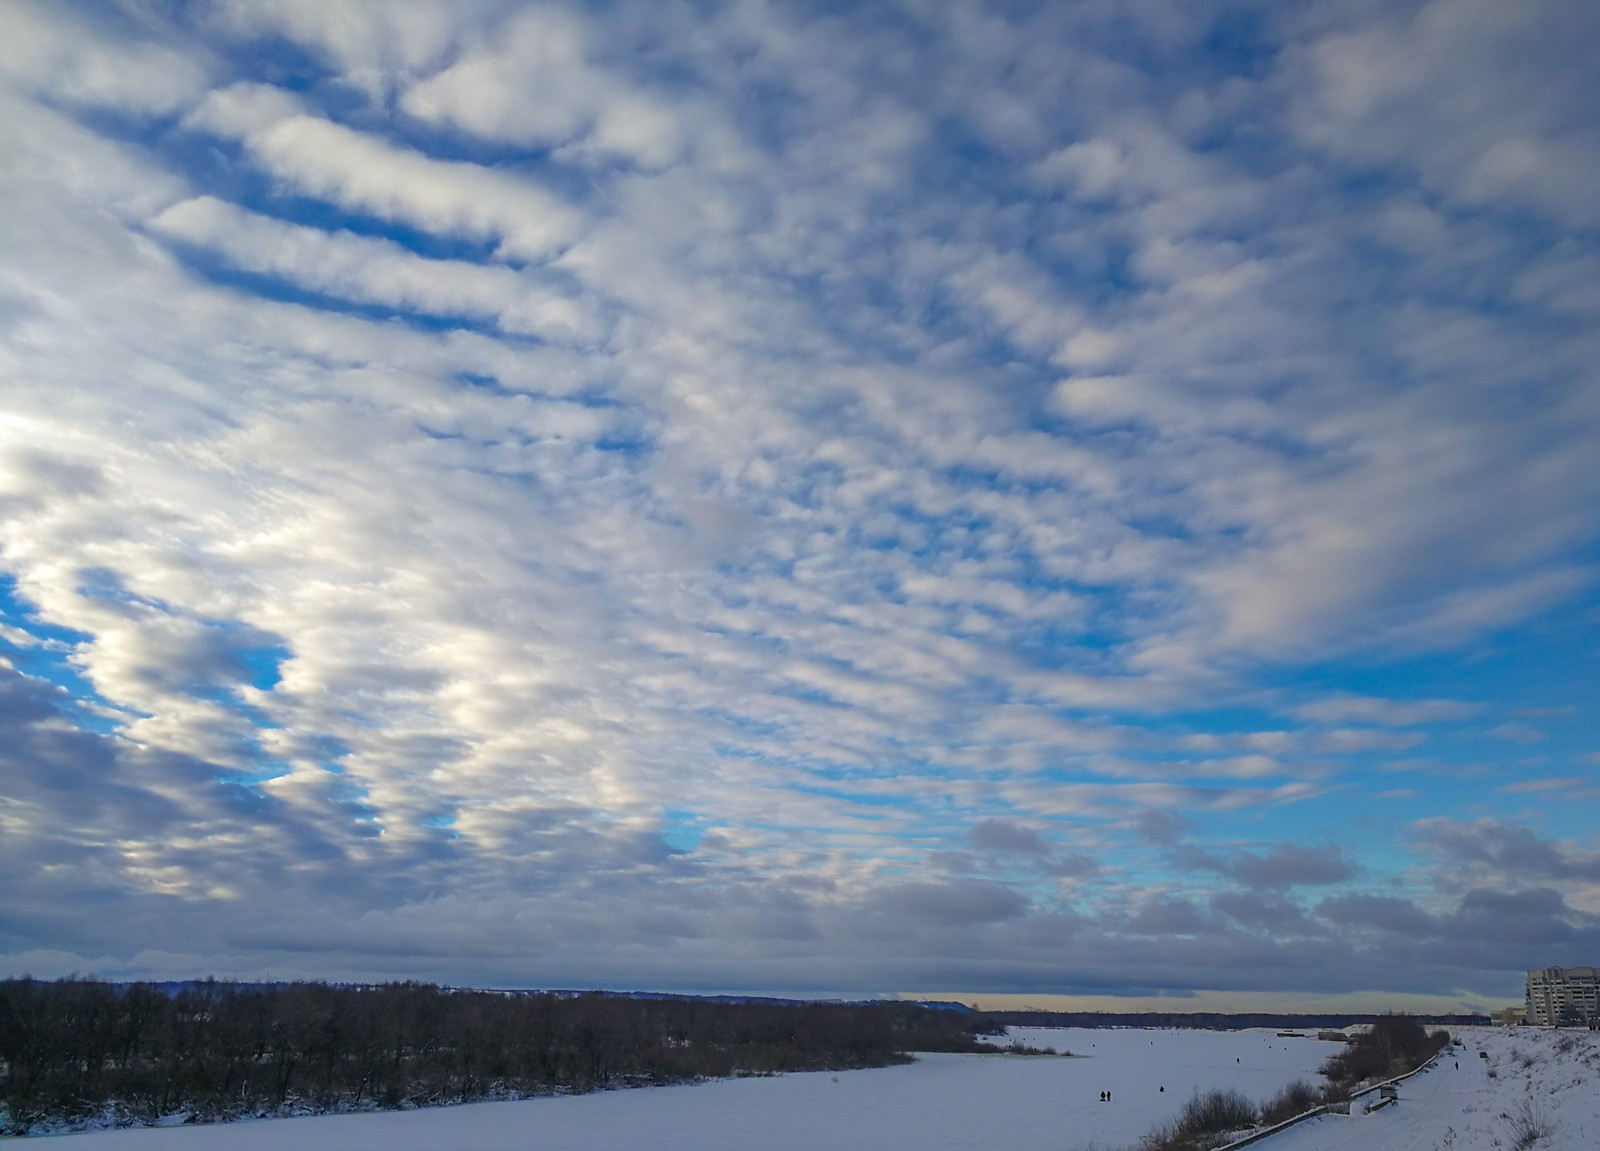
[1259,1026,1600,1151]
[33,1026,1597,1150]
[29,1027,1331,1150]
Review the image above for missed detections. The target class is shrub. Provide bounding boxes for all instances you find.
[1259,1079,1319,1125]
[1139,1088,1258,1151]
[1504,1098,1552,1150]
[1180,1088,1257,1135]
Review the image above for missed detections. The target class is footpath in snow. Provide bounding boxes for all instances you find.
[1256,1026,1600,1151]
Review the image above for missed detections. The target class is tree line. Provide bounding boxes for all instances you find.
[0,977,998,1134]
[985,1009,1484,1031]
[1318,1012,1451,1091]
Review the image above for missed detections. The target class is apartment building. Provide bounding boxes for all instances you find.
[1525,966,1600,1026]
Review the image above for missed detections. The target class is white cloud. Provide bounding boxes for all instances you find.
[1286,0,1600,228]
[148,196,601,342]
[0,1,209,115]
[1294,693,1480,727]
[212,0,468,100]
[187,84,586,261]
[401,7,686,169]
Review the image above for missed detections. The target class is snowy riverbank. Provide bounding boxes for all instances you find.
[1257,1026,1599,1151]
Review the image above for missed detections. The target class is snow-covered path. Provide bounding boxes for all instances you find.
[29,1028,1329,1150]
[1259,1027,1600,1151]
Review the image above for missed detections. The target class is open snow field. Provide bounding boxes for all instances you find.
[32,1027,1330,1150]
[1262,1026,1600,1151]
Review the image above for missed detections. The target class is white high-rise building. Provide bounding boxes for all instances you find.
[1525,966,1600,1026]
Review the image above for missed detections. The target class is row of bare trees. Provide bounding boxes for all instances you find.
[1319,1013,1451,1092]
[0,978,993,1133]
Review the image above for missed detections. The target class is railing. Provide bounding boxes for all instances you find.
[1213,1046,1449,1150]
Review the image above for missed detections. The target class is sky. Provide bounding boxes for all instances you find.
[1,0,1597,1014]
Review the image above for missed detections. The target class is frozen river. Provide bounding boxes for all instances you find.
[35,1027,1333,1150]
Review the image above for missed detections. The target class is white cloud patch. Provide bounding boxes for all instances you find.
[187,84,585,261]
[148,196,601,342]
[401,6,686,169]
[1293,693,1480,727]
[0,1,210,115]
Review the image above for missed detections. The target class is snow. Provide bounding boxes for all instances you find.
[26,1028,1329,1150]
[1258,1026,1600,1151]
[27,1026,1598,1150]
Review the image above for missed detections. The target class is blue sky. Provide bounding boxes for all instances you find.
[1,0,1598,1012]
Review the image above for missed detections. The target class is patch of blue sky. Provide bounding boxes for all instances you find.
[70,107,501,261]
[214,776,284,817]
[126,609,288,700]
[234,190,508,267]
[767,681,852,710]
[788,784,920,814]
[323,780,384,836]
[590,433,655,457]
[709,742,784,766]
[1013,623,1127,669]
[1198,8,1278,80]
[149,23,607,225]
[0,576,133,732]
[659,808,704,853]
[420,811,462,843]
[451,373,628,411]
[136,115,517,266]
[29,569,292,729]
[702,708,786,739]
[854,499,994,554]
[235,640,289,691]
[219,757,293,789]
[194,20,335,94]
[1,575,91,649]
[1290,591,1599,738]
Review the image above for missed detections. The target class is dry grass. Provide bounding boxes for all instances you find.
[1504,1097,1553,1150]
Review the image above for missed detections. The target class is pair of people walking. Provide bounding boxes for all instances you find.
[1098,1090,1113,1102]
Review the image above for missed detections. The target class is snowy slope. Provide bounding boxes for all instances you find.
[1258,1026,1600,1151]
[29,1028,1330,1150]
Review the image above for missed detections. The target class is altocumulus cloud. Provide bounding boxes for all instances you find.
[1,0,1598,1006]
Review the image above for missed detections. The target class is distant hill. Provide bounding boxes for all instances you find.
[115,980,974,1012]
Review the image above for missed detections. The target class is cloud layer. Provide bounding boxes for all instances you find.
[1,0,1598,1004]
